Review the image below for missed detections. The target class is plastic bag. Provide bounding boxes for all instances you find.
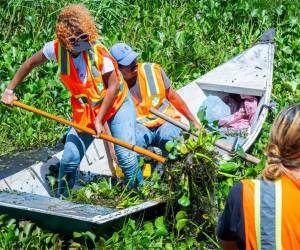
[199,95,232,124]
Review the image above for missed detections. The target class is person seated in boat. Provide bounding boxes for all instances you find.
[1,4,142,196]
[109,43,201,157]
[217,104,300,250]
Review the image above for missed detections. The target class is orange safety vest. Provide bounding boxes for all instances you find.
[54,40,128,129]
[133,63,180,128]
[242,175,300,250]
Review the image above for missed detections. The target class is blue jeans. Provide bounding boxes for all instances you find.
[136,122,181,157]
[57,94,143,196]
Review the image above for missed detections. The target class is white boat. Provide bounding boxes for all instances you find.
[0,29,275,232]
[178,28,275,153]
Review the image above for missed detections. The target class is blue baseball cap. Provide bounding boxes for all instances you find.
[109,43,139,66]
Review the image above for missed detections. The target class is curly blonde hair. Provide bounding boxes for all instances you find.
[56,4,99,50]
[262,104,300,180]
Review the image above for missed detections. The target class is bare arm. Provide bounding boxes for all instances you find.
[94,70,120,136]
[166,87,201,129]
[1,50,48,105]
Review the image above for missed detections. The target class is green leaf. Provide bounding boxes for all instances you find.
[47,176,56,188]
[180,144,189,154]
[6,218,16,227]
[139,157,145,167]
[155,227,168,237]
[197,108,206,123]
[45,235,52,244]
[0,214,8,222]
[165,141,175,152]
[51,233,59,244]
[178,195,190,207]
[111,232,119,243]
[85,231,96,242]
[255,158,265,173]
[153,182,160,189]
[219,162,238,172]
[282,79,300,92]
[245,167,256,177]
[26,127,34,137]
[73,232,82,238]
[144,222,154,235]
[168,152,177,160]
[176,218,188,233]
[154,216,166,229]
[69,242,81,249]
[236,145,246,157]
[84,189,93,199]
[175,210,188,221]
[23,222,34,237]
[165,243,173,250]
[186,237,194,247]
[128,219,136,230]
[154,216,168,236]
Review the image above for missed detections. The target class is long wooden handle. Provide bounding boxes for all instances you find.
[13,101,166,163]
[149,107,260,165]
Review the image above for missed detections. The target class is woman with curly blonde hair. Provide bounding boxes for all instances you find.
[1,4,143,196]
[217,104,300,250]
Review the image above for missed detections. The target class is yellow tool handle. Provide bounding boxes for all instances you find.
[13,101,166,163]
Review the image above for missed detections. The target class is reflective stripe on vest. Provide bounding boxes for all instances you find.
[137,98,169,124]
[138,63,165,106]
[88,48,100,78]
[76,95,89,105]
[253,179,282,250]
[58,44,70,75]
[142,63,160,97]
[136,63,179,127]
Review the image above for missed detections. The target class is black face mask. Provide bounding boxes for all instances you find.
[72,41,91,54]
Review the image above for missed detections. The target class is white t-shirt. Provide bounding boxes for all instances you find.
[42,41,115,83]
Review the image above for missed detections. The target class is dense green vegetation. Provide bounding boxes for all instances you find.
[0,0,299,249]
[1,0,299,155]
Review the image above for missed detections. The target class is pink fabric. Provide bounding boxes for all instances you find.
[219,95,258,129]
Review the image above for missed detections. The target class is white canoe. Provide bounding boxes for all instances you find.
[0,29,275,232]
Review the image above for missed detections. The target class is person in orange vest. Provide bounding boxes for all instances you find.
[109,43,201,157]
[1,4,142,196]
[217,104,300,250]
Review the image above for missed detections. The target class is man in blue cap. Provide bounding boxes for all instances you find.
[109,43,201,158]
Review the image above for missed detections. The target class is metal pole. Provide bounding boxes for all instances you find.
[149,107,260,165]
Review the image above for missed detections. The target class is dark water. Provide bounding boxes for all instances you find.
[0,143,64,180]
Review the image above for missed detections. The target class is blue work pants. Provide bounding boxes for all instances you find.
[57,94,142,196]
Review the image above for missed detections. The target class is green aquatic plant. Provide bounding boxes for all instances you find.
[0,0,300,248]
[71,173,167,209]
[163,129,220,245]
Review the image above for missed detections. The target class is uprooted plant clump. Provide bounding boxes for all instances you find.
[69,128,220,215]
[65,128,221,248]
[163,129,221,242]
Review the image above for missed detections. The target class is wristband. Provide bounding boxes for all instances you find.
[4,88,14,95]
